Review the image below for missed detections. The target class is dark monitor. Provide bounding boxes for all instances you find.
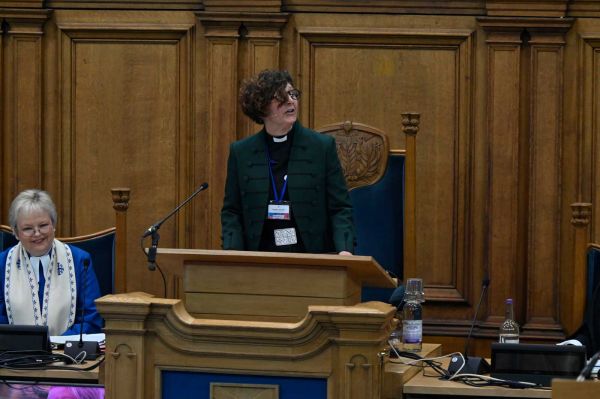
[0,324,50,353]
[491,343,587,386]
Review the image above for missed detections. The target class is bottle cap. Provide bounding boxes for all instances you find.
[404,278,425,302]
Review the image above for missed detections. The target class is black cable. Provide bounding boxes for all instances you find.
[388,345,450,378]
[0,351,104,371]
[390,347,546,391]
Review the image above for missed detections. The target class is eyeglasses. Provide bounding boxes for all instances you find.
[19,223,52,237]
[287,89,301,100]
[274,89,301,102]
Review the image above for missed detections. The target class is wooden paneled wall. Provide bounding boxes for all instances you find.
[1,0,598,355]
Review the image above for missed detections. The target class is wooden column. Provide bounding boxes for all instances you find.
[567,202,592,334]
[478,17,573,341]
[112,188,130,294]
[478,19,525,330]
[522,21,572,339]
[1,8,51,213]
[238,14,288,138]
[197,12,288,250]
[401,112,419,280]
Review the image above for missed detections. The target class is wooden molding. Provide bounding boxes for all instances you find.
[204,0,281,13]
[45,0,202,10]
[284,0,485,15]
[478,16,574,33]
[569,0,600,17]
[198,11,289,38]
[486,0,569,17]
[0,0,43,8]
[0,9,51,34]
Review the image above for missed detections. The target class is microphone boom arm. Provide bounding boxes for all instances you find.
[142,183,208,238]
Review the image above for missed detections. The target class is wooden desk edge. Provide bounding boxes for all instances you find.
[0,354,103,384]
[402,356,552,398]
[382,343,442,399]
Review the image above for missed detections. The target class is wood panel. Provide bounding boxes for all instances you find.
[1,10,50,210]
[523,27,569,338]
[579,34,600,241]
[297,26,475,306]
[54,11,196,295]
[480,24,524,329]
[201,19,240,251]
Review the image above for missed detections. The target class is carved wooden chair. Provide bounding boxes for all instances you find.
[0,188,130,296]
[317,120,417,303]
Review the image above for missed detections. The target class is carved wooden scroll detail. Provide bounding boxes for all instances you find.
[316,121,390,190]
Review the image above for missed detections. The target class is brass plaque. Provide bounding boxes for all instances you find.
[210,382,279,399]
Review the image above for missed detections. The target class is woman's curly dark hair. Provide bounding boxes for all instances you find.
[239,70,295,124]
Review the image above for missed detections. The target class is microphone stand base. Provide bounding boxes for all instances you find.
[448,355,490,375]
[64,340,100,360]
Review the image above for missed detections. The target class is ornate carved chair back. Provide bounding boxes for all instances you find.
[317,121,403,303]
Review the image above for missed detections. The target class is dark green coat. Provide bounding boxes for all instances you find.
[221,121,355,253]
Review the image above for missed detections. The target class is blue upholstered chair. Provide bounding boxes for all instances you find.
[585,244,600,317]
[317,121,409,303]
[0,227,18,253]
[0,188,130,296]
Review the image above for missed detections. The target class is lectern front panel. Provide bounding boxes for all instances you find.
[184,262,361,321]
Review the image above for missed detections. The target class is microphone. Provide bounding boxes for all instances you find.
[577,350,600,381]
[64,258,100,360]
[389,284,405,309]
[147,232,159,271]
[142,183,208,271]
[448,277,491,375]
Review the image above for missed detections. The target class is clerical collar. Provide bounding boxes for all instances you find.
[272,135,288,143]
[28,248,52,259]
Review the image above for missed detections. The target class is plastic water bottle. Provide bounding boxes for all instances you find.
[402,278,425,352]
[499,298,520,343]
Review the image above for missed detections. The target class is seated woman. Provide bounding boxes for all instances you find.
[0,189,103,336]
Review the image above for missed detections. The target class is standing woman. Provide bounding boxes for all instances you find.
[0,189,102,336]
[221,69,355,254]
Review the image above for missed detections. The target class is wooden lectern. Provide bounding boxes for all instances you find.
[156,248,396,322]
[97,250,398,399]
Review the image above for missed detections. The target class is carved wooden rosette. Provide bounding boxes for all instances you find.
[570,202,592,227]
[401,112,420,136]
[316,121,389,190]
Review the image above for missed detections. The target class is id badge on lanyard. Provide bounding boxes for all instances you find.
[267,200,291,220]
